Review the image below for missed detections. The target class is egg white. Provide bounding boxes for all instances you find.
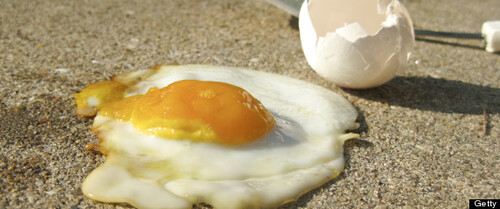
[82,65,358,209]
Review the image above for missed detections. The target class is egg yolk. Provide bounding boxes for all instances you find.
[73,81,127,116]
[78,80,275,145]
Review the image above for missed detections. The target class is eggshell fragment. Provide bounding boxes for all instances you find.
[299,0,415,89]
[482,21,500,53]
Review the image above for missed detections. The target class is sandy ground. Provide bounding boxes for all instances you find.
[0,0,499,208]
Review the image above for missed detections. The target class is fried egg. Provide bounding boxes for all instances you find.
[74,64,359,209]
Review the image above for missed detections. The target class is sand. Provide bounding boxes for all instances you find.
[0,0,499,208]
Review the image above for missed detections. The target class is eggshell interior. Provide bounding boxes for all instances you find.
[299,0,415,89]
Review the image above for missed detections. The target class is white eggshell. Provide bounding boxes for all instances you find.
[299,0,415,89]
[482,21,500,53]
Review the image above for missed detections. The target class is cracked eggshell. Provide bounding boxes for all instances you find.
[299,0,415,89]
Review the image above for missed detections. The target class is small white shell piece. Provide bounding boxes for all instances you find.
[482,21,500,53]
[299,0,415,89]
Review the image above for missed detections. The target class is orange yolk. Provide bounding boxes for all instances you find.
[78,80,275,145]
[73,81,127,116]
